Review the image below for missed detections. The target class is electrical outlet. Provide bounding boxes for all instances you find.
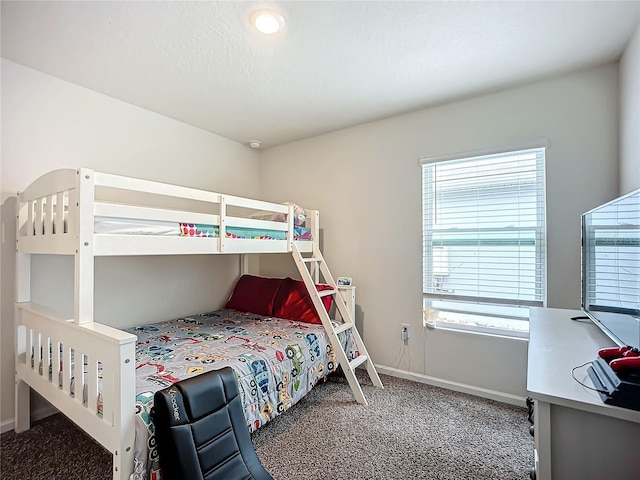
[401,324,410,344]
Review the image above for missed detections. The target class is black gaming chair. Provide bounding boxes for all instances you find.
[152,367,274,480]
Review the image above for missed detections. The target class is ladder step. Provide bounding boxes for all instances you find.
[349,354,368,370]
[302,257,322,263]
[333,322,353,335]
[318,289,336,298]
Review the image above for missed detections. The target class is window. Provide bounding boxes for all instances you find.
[421,145,546,336]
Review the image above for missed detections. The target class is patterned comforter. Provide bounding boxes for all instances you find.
[126,308,357,480]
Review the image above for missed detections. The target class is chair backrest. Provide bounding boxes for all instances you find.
[152,367,273,480]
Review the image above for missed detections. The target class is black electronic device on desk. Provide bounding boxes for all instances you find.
[588,346,640,411]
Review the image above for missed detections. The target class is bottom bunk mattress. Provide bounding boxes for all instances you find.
[127,308,357,480]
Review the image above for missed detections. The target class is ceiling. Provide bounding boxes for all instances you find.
[2,1,639,149]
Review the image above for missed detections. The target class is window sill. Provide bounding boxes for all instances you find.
[425,320,530,340]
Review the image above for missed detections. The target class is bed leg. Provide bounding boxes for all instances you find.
[15,378,30,433]
[113,443,134,480]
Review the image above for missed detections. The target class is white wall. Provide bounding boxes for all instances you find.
[0,53,632,427]
[620,23,640,195]
[259,64,620,400]
[0,60,261,428]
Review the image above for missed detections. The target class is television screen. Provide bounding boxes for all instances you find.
[581,189,640,349]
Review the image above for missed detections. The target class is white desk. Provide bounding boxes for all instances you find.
[527,307,640,480]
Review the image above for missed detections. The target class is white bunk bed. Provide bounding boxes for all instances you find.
[14,168,331,479]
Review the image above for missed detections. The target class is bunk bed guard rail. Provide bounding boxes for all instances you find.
[16,168,318,257]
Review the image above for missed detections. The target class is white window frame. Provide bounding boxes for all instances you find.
[421,141,547,337]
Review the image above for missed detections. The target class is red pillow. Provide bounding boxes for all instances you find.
[272,277,334,324]
[225,275,283,316]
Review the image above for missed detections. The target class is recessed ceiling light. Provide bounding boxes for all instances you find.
[249,140,262,149]
[251,10,285,34]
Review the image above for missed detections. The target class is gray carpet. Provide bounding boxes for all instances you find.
[1,373,533,479]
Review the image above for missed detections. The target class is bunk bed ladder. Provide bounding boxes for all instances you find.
[291,243,383,405]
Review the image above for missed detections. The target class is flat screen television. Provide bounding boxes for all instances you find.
[581,188,640,350]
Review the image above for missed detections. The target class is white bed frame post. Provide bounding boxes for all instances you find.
[219,195,227,253]
[309,209,320,283]
[74,168,95,325]
[240,254,250,275]
[74,169,136,479]
[112,341,136,480]
[287,203,295,252]
[15,197,32,433]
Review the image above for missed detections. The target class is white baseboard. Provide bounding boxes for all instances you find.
[0,418,14,434]
[0,404,59,434]
[376,364,527,407]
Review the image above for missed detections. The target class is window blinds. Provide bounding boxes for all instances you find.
[422,147,546,307]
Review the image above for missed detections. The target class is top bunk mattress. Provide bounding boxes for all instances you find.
[94,218,312,240]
